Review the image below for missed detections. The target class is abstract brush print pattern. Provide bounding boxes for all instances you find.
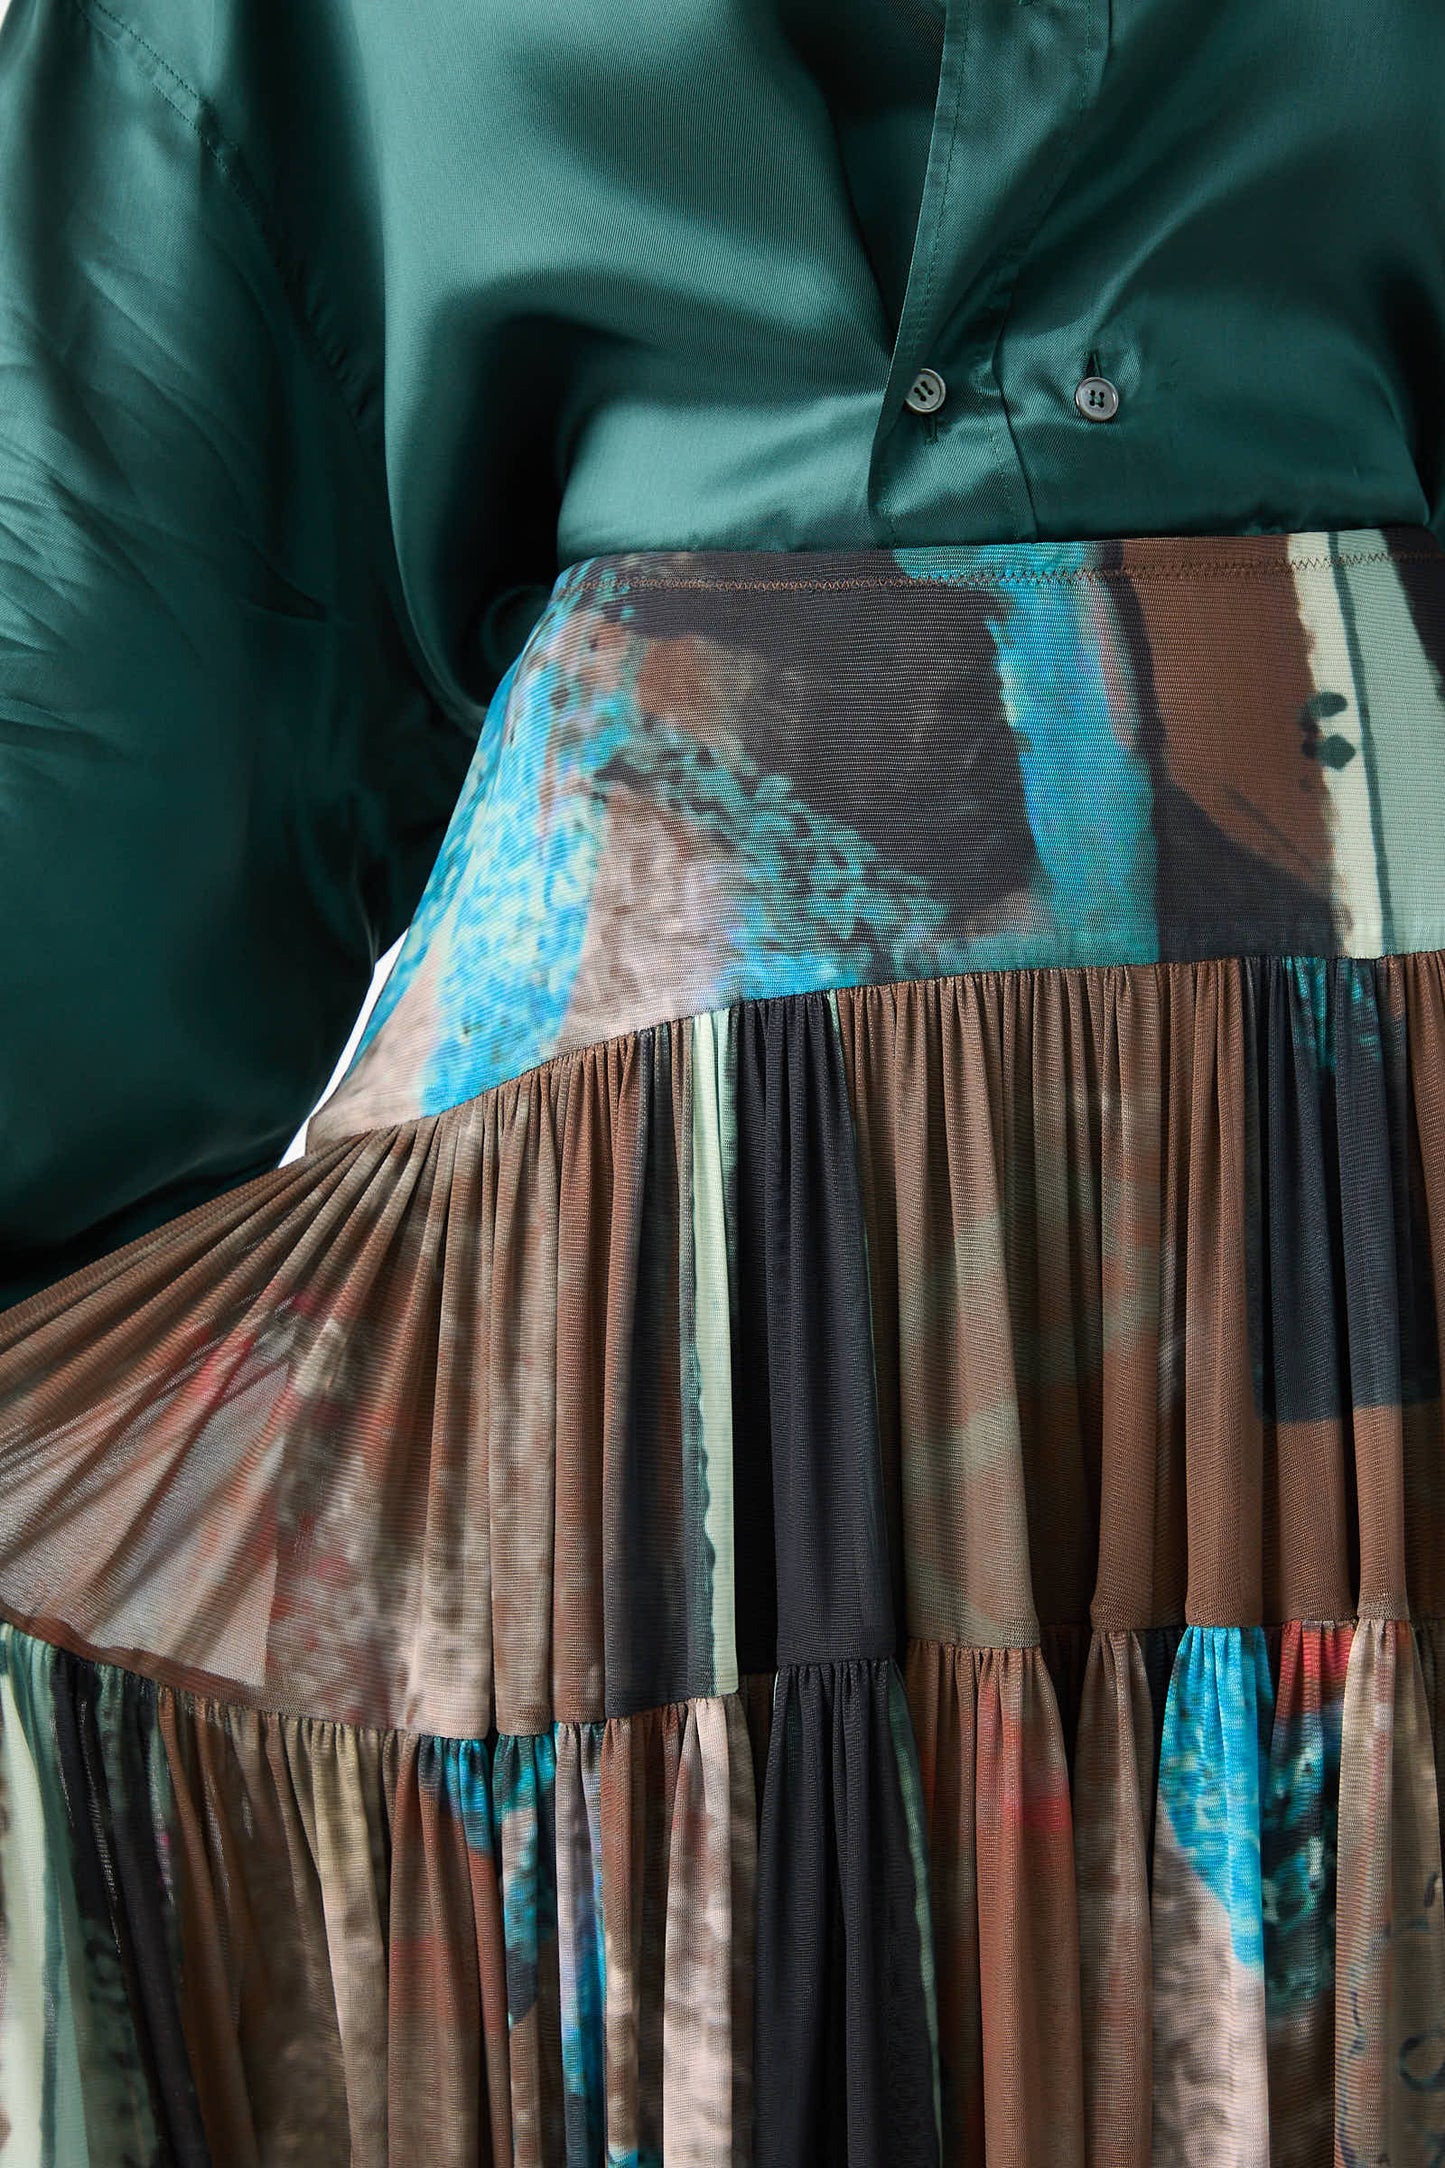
[308,524,1445,1140]
[0,526,1444,2164]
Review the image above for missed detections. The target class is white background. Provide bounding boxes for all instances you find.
[282,940,403,1161]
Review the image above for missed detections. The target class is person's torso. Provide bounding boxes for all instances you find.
[103,0,1445,700]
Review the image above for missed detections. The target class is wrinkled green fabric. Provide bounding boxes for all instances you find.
[1,0,1443,1308]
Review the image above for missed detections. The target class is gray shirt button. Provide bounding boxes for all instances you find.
[904,366,947,415]
[1074,374,1120,421]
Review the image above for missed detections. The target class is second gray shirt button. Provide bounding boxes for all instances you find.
[1074,374,1120,421]
[904,366,948,415]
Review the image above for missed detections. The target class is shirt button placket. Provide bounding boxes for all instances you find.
[872,0,1111,539]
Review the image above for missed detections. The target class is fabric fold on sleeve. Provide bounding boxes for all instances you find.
[0,0,475,1311]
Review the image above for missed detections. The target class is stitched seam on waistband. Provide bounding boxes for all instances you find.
[8,950,1443,1338]
[0,1604,746,1743]
[561,546,1440,598]
[316,945,1445,1123]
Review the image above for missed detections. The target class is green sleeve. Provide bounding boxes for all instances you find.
[0,0,473,1310]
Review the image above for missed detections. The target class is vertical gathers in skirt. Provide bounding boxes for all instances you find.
[1,525,1444,2164]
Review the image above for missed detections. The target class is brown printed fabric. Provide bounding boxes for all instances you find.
[0,526,1444,2162]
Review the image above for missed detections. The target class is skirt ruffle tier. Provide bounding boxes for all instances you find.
[3,961,1445,2164]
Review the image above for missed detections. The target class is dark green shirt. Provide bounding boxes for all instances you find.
[2,0,1443,1307]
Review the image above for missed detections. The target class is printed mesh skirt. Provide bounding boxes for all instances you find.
[2,523,1445,2167]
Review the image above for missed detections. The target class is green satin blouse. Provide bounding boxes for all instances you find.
[1,0,1443,1308]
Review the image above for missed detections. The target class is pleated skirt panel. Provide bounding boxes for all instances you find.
[2,524,1445,2165]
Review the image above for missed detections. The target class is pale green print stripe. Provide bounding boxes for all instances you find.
[825,987,888,1477]
[1336,540,1445,955]
[1330,529,1395,953]
[0,1661,47,2165]
[887,1667,943,2157]
[3,1636,84,2167]
[691,1007,738,1697]
[1289,532,1384,954]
